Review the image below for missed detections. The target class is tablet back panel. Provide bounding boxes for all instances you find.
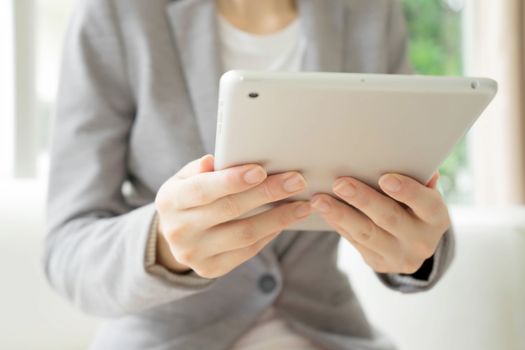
[214,71,497,231]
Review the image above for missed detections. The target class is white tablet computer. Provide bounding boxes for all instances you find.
[214,70,497,231]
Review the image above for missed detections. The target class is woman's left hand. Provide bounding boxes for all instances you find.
[310,172,451,275]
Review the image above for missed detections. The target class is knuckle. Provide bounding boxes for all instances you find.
[334,222,350,238]
[354,190,370,208]
[427,200,450,226]
[175,248,197,266]
[188,179,208,204]
[155,184,172,212]
[277,206,296,227]
[364,255,384,272]
[166,221,191,244]
[401,258,422,274]
[330,205,345,223]
[224,169,241,190]
[403,185,418,202]
[372,262,388,274]
[425,198,444,222]
[155,198,168,214]
[345,234,357,245]
[258,179,277,201]
[221,195,241,218]
[378,204,403,228]
[362,255,375,268]
[427,194,443,213]
[414,241,435,260]
[357,220,375,241]
[439,218,452,233]
[238,220,258,244]
[374,266,389,274]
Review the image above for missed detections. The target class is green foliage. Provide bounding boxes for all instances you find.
[402,0,469,202]
[402,0,463,76]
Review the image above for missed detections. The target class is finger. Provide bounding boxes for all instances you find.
[310,194,397,257]
[193,231,281,279]
[332,177,417,237]
[175,154,215,179]
[172,164,268,209]
[185,172,307,229]
[201,201,310,255]
[426,172,440,189]
[378,173,448,226]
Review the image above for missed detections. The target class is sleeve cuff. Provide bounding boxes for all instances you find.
[379,238,442,289]
[375,227,454,293]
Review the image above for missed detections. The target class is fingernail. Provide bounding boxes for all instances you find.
[334,180,356,197]
[380,175,402,192]
[294,202,311,218]
[283,174,306,193]
[243,167,266,184]
[311,197,331,213]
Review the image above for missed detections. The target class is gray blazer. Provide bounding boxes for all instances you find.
[44,0,455,349]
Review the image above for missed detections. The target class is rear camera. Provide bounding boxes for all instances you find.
[248,92,259,98]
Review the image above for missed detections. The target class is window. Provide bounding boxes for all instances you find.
[0,0,15,179]
[35,0,74,178]
[402,0,469,203]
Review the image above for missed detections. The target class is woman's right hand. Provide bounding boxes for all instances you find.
[154,154,310,278]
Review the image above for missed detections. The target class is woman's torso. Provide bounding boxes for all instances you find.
[54,0,408,349]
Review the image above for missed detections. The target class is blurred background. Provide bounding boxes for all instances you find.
[1,0,524,349]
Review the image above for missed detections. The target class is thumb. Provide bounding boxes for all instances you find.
[175,154,215,179]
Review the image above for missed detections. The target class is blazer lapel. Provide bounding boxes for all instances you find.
[166,0,222,154]
[298,0,346,72]
[165,0,346,154]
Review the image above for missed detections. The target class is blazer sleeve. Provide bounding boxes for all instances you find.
[44,0,214,318]
[373,0,456,293]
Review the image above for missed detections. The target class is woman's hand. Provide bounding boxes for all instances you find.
[154,154,310,278]
[310,172,450,275]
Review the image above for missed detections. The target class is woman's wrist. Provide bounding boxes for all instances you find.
[155,218,193,274]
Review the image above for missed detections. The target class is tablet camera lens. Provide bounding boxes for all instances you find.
[248,92,259,98]
[471,81,479,90]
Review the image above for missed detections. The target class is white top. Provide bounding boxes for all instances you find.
[217,14,320,350]
[217,14,307,72]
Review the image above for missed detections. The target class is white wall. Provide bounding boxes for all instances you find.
[0,0,15,178]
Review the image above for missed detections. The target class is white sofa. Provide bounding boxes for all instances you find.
[0,181,98,350]
[1,180,524,350]
[341,207,525,350]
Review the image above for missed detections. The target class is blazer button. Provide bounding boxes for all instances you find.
[258,274,277,294]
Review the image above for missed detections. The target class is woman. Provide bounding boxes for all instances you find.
[45,0,454,349]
